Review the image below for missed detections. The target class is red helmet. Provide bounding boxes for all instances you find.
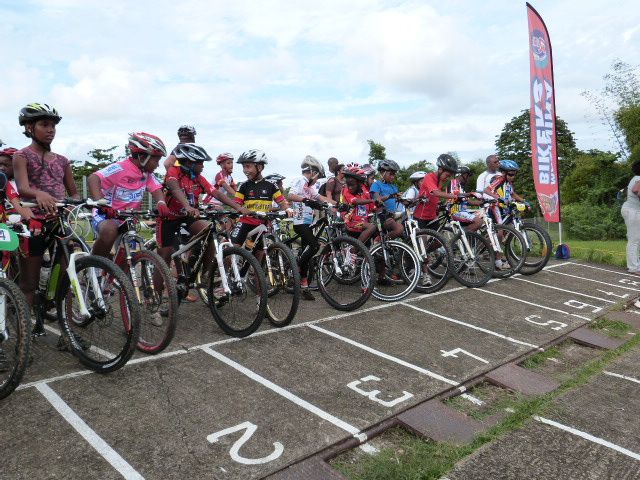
[128,132,166,157]
[343,165,366,182]
[216,152,234,164]
[0,147,18,158]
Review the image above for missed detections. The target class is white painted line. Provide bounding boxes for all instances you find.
[200,345,367,442]
[308,324,460,387]
[17,369,94,391]
[35,383,144,479]
[513,277,615,304]
[547,270,640,292]
[44,324,115,359]
[477,289,591,321]
[541,262,572,269]
[563,262,639,278]
[460,393,484,405]
[359,443,379,454]
[400,303,540,349]
[534,416,640,461]
[603,371,640,385]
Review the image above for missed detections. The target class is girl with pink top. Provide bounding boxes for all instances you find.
[13,103,80,309]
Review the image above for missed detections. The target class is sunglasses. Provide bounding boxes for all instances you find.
[506,172,516,177]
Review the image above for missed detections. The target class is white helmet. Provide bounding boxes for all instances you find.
[409,171,427,181]
[301,155,326,178]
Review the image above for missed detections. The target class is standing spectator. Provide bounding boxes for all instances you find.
[621,161,640,274]
[324,163,345,203]
[475,154,500,195]
[163,125,197,170]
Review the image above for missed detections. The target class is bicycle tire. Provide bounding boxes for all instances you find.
[208,246,268,337]
[370,240,420,302]
[412,229,453,294]
[316,236,374,311]
[128,249,180,355]
[517,222,553,275]
[56,255,141,373]
[450,231,495,288]
[263,242,300,327]
[492,225,527,278]
[0,278,31,400]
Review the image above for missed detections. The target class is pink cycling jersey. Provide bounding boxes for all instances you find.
[94,158,162,210]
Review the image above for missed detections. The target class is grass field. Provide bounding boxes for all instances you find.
[561,239,626,268]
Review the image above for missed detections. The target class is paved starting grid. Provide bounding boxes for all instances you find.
[2,260,639,479]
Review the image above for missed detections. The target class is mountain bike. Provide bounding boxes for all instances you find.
[0,218,31,399]
[280,201,375,311]
[367,208,420,302]
[103,208,179,355]
[23,199,141,373]
[499,201,552,275]
[171,209,268,337]
[241,212,300,327]
[476,200,527,278]
[431,201,495,288]
[399,198,453,294]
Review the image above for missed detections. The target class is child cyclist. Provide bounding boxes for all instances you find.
[369,159,404,239]
[0,147,33,220]
[287,156,334,300]
[448,165,483,232]
[12,103,80,312]
[88,132,172,259]
[340,165,378,244]
[484,159,529,270]
[157,143,248,280]
[230,150,293,247]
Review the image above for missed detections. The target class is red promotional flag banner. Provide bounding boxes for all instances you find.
[527,3,560,222]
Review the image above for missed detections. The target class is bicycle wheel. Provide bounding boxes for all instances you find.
[263,242,300,327]
[517,222,553,275]
[56,255,141,373]
[412,229,453,294]
[370,240,420,302]
[208,246,267,337]
[450,231,495,288]
[0,278,31,400]
[316,236,374,311]
[128,250,179,355]
[492,225,527,278]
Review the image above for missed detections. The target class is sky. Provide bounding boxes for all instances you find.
[1,0,639,183]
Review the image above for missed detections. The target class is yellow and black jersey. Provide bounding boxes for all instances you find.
[235,178,286,225]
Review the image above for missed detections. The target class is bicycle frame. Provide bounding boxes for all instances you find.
[21,201,106,321]
[170,213,237,296]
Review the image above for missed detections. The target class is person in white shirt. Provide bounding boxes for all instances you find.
[475,154,500,195]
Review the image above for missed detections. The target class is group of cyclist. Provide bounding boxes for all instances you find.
[0,102,536,370]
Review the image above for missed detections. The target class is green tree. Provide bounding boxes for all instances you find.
[71,146,121,177]
[395,160,434,192]
[367,139,386,167]
[495,109,579,202]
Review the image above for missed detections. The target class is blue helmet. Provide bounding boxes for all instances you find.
[499,159,519,171]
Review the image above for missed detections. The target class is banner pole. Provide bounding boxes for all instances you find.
[558,222,563,245]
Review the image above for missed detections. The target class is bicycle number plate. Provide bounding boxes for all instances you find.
[0,223,19,251]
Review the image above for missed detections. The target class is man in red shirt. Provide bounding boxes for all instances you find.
[413,153,461,229]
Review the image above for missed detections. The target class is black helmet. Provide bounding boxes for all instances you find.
[237,149,268,164]
[378,159,400,172]
[457,166,471,176]
[174,143,212,163]
[19,102,62,126]
[436,153,458,173]
[265,173,285,184]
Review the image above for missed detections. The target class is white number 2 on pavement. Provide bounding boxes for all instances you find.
[207,421,284,465]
